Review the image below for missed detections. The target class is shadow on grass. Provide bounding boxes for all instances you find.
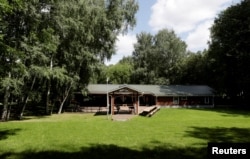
[189,108,250,117]
[94,111,107,116]
[0,128,21,140]
[19,115,50,121]
[94,111,132,116]
[186,127,250,143]
[0,143,207,159]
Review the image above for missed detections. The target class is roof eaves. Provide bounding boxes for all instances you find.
[108,84,143,94]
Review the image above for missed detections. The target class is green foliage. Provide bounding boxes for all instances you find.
[0,76,23,96]
[132,29,187,84]
[208,0,250,102]
[106,62,133,84]
[0,0,138,119]
[175,50,209,85]
[118,56,134,64]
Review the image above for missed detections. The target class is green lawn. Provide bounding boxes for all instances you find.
[1,108,250,159]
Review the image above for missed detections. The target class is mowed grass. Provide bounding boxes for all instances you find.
[1,108,250,159]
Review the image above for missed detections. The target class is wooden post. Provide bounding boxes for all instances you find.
[111,95,115,115]
[136,93,139,115]
[155,96,158,105]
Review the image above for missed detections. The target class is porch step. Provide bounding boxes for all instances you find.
[147,106,160,117]
[139,106,160,117]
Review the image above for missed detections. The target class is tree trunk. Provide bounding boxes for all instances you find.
[6,102,12,121]
[58,84,72,114]
[1,87,10,122]
[46,57,53,115]
[50,101,55,115]
[1,72,11,122]
[46,79,51,115]
[19,77,36,120]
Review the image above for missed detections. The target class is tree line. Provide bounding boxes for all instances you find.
[97,0,250,107]
[1,0,249,121]
[0,0,138,121]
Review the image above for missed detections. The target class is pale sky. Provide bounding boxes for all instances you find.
[106,0,241,65]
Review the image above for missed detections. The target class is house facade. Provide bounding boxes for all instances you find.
[79,84,214,115]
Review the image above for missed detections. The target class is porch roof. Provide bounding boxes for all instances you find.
[87,84,214,97]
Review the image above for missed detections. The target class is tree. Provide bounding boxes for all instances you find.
[54,0,138,113]
[0,0,139,119]
[208,0,250,105]
[175,50,209,85]
[0,0,27,121]
[132,32,154,84]
[106,62,133,84]
[19,1,66,116]
[132,29,187,84]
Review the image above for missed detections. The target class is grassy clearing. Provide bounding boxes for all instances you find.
[1,108,250,159]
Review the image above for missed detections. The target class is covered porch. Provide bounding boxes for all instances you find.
[108,85,143,115]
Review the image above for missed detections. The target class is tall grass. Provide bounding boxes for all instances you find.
[1,108,250,159]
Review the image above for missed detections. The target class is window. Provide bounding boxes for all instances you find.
[173,97,179,105]
[204,97,210,104]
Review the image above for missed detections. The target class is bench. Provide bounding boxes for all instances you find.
[116,104,135,114]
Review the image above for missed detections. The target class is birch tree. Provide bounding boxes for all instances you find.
[1,0,138,119]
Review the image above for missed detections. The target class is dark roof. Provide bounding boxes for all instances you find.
[87,84,214,96]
